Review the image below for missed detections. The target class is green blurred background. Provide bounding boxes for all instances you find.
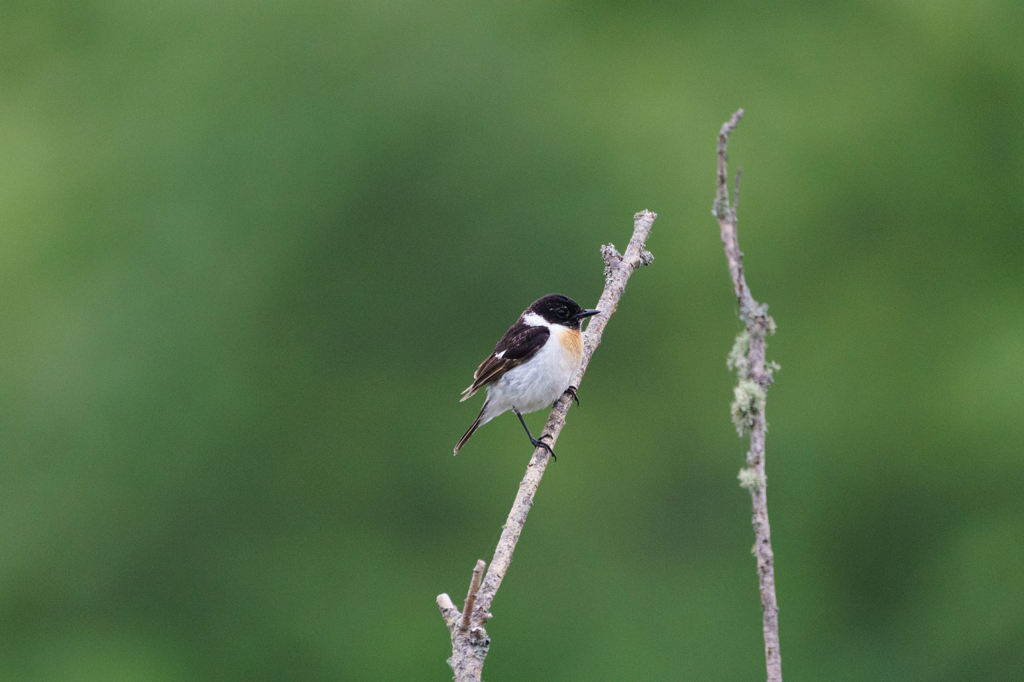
[2,1,1022,680]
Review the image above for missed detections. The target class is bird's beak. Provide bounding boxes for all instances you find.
[573,309,601,321]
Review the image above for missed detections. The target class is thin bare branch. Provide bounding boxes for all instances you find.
[733,166,742,219]
[460,560,486,631]
[436,561,488,682]
[436,210,657,681]
[713,109,782,682]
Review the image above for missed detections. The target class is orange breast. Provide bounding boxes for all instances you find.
[556,327,584,360]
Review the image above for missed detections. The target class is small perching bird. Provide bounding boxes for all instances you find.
[455,294,600,459]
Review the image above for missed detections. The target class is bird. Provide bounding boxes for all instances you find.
[454,294,601,459]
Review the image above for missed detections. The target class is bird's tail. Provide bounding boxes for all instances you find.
[454,402,487,455]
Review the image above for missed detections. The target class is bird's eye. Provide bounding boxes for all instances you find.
[556,308,568,319]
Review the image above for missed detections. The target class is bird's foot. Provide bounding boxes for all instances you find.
[564,385,580,407]
[531,435,557,461]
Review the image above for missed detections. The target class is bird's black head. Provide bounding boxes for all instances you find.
[528,294,601,329]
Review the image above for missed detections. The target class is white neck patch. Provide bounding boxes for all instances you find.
[522,312,550,327]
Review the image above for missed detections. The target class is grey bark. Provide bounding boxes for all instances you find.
[436,210,657,681]
[713,109,783,682]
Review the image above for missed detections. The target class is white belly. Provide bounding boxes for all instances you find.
[481,335,580,423]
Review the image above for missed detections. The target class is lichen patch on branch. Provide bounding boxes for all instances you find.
[731,379,766,436]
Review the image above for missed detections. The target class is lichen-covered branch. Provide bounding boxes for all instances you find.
[712,109,783,682]
[436,210,656,681]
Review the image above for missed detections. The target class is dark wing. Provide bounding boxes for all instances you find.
[460,323,549,401]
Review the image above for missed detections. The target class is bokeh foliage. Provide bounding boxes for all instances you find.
[2,1,1023,680]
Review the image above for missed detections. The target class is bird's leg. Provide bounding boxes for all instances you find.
[564,385,580,407]
[513,408,556,461]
